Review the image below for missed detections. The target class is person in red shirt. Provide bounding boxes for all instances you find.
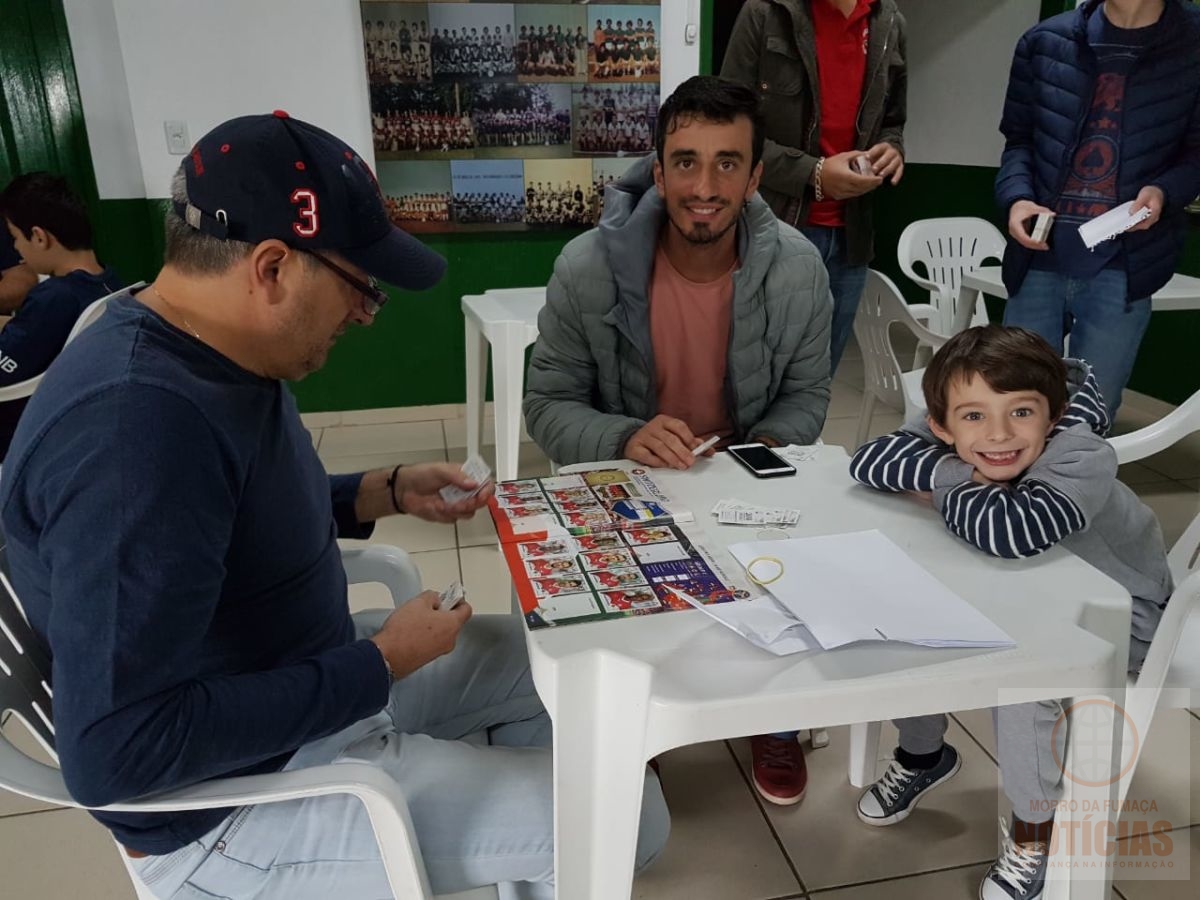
[722,0,907,375]
[722,0,907,806]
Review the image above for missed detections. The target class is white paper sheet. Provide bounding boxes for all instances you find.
[728,530,1015,650]
[1077,200,1152,249]
[668,588,820,656]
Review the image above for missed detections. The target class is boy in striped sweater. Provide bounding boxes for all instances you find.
[848,325,1171,900]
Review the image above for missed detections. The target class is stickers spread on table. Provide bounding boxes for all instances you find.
[486,466,754,629]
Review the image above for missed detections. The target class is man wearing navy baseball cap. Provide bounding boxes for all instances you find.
[0,111,670,899]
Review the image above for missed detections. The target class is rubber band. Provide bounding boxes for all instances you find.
[746,556,784,587]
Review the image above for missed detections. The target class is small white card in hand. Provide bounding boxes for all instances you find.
[438,580,465,611]
[439,454,493,504]
[1078,201,1151,249]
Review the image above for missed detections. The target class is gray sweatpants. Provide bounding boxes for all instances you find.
[893,633,1150,825]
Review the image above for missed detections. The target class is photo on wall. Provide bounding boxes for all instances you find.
[361,2,432,84]
[378,160,454,233]
[514,4,588,83]
[524,158,594,227]
[360,0,661,231]
[450,159,527,228]
[586,5,660,84]
[429,3,517,80]
[472,82,573,159]
[572,83,657,156]
[371,82,475,158]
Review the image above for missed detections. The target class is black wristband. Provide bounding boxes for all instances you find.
[386,464,404,514]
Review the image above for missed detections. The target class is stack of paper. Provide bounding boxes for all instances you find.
[727,530,1015,651]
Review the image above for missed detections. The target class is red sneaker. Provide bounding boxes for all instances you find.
[750,734,808,805]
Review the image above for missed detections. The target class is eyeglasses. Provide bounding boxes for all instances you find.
[306,251,389,317]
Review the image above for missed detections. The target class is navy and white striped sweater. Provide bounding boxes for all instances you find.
[849,359,1172,653]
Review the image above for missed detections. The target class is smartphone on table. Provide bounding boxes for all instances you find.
[726,443,797,479]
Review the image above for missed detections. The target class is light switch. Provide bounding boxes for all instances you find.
[164,120,190,155]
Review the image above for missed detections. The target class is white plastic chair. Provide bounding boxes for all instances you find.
[0,285,127,404]
[0,540,477,900]
[846,389,1200,802]
[461,288,545,482]
[897,218,1005,337]
[851,270,949,447]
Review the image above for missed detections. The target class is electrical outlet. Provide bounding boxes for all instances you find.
[164,120,190,155]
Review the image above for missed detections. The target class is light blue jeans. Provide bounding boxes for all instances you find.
[1002,268,1152,423]
[130,612,670,900]
[800,225,869,376]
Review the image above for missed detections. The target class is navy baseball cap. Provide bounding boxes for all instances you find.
[174,110,446,291]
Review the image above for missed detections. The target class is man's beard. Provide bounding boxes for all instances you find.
[669,208,738,246]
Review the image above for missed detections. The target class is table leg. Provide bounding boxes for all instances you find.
[552,650,654,900]
[464,317,487,463]
[848,721,882,788]
[491,329,529,483]
[1043,689,1122,900]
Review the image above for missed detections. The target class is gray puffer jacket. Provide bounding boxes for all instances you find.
[523,156,833,465]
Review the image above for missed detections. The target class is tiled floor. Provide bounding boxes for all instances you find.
[3,342,1197,899]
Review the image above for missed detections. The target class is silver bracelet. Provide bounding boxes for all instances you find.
[813,156,826,203]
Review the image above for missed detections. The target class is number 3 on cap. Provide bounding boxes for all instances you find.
[291,189,320,237]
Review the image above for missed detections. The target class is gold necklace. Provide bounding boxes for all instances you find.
[152,285,201,340]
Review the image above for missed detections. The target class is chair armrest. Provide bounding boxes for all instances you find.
[1108,390,1200,465]
[0,741,433,899]
[899,315,950,352]
[906,302,937,326]
[341,544,423,608]
[0,374,43,404]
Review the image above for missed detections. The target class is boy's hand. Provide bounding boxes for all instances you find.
[1008,199,1054,250]
[1127,186,1164,232]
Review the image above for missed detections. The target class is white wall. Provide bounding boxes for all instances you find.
[65,0,700,201]
[62,0,142,199]
[65,0,374,199]
[901,0,1041,167]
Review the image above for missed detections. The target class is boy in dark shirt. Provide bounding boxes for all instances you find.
[0,172,123,457]
[0,226,37,313]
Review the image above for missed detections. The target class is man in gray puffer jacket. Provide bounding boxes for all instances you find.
[524,76,833,469]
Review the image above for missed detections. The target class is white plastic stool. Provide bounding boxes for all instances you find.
[462,289,546,482]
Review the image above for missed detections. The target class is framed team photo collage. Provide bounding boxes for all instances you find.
[361,0,662,232]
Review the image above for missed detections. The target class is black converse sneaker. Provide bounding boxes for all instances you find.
[856,744,962,826]
[979,818,1049,900]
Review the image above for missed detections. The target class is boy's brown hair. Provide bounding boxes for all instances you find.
[922,325,1069,425]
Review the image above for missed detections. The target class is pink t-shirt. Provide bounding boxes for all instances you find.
[648,245,736,441]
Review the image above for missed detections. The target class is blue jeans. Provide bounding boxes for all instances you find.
[800,225,868,375]
[1002,268,1151,422]
[130,612,670,900]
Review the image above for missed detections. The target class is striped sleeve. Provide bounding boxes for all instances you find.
[939,478,1086,559]
[849,431,953,492]
[1053,366,1110,437]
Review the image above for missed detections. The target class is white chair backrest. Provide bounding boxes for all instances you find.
[64,292,113,346]
[0,286,123,405]
[1105,387,1200,581]
[0,538,57,760]
[853,270,949,413]
[897,218,1005,335]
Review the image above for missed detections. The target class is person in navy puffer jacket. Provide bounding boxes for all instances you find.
[995,0,1200,423]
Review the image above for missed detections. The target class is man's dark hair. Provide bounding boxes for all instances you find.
[0,172,94,250]
[654,76,764,168]
[922,325,1070,426]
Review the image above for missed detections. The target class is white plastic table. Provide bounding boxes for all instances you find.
[955,266,1200,332]
[461,289,546,482]
[529,447,1132,900]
